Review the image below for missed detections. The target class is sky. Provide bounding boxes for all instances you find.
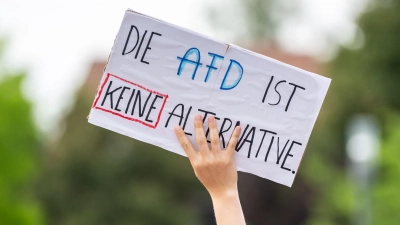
[0,0,367,134]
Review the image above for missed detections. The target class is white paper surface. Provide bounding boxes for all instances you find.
[88,10,331,187]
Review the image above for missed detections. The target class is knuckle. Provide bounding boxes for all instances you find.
[197,138,207,146]
[203,157,212,166]
[223,157,231,166]
[211,139,219,146]
[192,161,199,169]
[182,142,191,151]
[217,159,228,168]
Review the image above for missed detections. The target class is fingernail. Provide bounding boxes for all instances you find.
[208,116,215,122]
[195,114,202,121]
[235,126,241,134]
[174,125,181,132]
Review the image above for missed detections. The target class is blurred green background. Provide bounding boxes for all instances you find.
[1,0,399,224]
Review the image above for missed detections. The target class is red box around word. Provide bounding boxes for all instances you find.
[92,73,168,129]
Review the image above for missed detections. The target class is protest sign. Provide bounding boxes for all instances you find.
[88,9,331,187]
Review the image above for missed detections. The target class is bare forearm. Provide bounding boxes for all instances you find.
[211,189,246,225]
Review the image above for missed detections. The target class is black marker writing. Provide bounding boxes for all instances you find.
[122,25,162,65]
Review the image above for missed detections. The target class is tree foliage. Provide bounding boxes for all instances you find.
[0,67,42,224]
[306,1,400,224]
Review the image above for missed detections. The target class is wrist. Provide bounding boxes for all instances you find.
[209,186,239,201]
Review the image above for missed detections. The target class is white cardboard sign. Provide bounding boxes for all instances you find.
[88,10,331,187]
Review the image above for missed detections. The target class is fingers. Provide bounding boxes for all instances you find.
[174,125,197,160]
[208,116,221,151]
[194,114,209,151]
[226,126,241,155]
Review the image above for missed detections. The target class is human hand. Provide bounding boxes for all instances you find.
[174,114,241,198]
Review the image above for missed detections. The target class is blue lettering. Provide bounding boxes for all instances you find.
[205,53,224,82]
[176,48,202,80]
[220,60,243,90]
